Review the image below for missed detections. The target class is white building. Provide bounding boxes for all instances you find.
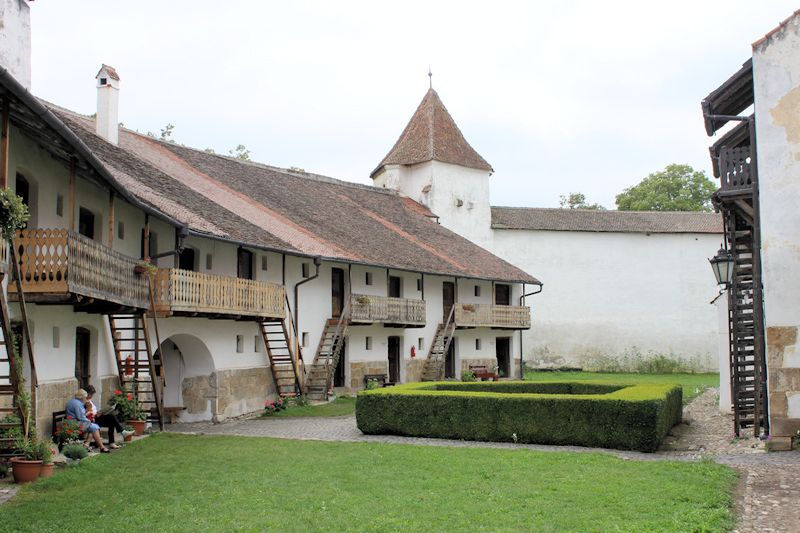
[703,10,800,448]
[0,0,538,435]
[373,88,723,370]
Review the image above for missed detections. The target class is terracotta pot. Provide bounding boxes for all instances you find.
[124,433,133,442]
[11,457,42,484]
[128,420,146,436]
[39,463,54,478]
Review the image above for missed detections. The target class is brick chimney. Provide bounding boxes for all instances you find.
[95,64,120,145]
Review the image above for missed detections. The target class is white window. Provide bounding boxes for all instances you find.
[366,337,372,350]
[365,272,373,285]
[418,337,424,351]
[475,338,481,351]
[302,263,310,278]
[236,335,244,353]
[474,285,481,297]
[206,253,213,270]
[302,332,309,347]
[255,336,263,353]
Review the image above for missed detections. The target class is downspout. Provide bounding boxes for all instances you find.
[294,256,322,330]
[149,225,190,261]
[519,282,543,379]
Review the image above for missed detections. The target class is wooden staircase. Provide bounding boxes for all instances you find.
[421,307,456,381]
[0,240,37,460]
[726,219,767,436]
[259,296,305,397]
[306,300,350,401]
[107,312,164,430]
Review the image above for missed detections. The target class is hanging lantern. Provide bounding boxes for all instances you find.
[709,247,734,287]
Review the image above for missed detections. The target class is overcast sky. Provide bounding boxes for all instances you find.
[29,1,797,209]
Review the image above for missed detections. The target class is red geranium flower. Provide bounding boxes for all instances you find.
[114,389,122,395]
[127,394,132,401]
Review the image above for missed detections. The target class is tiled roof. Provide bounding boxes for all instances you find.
[491,207,723,234]
[371,89,492,178]
[46,103,538,284]
[752,10,800,51]
[96,64,120,81]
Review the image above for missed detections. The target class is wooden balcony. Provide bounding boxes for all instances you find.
[9,228,150,309]
[454,303,531,329]
[350,293,426,328]
[151,268,285,319]
[718,146,754,194]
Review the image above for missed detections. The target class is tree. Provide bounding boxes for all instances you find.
[229,144,251,161]
[615,164,716,212]
[558,192,605,210]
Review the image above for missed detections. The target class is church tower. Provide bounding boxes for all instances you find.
[371,88,494,248]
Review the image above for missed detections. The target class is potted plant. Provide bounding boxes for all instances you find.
[11,434,43,484]
[61,442,88,465]
[37,441,56,478]
[54,415,84,450]
[110,389,147,435]
[122,424,135,442]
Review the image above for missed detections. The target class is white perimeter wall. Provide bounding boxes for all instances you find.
[492,228,721,369]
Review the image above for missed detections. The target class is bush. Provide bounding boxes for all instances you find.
[356,381,682,452]
[62,443,89,461]
[461,371,476,382]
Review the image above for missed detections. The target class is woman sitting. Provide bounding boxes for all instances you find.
[65,389,110,453]
[85,385,131,449]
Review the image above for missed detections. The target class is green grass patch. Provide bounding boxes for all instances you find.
[267,395,356,418]
[525,371,719,403]
[0,433,737,532]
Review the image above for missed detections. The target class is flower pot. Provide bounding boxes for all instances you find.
[10,457,42,484]
[124,433,133,442]
[128,420,146,436]
[39,463,54,478]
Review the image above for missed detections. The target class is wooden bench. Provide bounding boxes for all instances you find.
[162,406,186,424]
[469,365,499,381]
[364,374,388,388]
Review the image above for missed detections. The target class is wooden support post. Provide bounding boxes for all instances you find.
[107,191,115,248]
[68,158,76,231]
[143,214,150,261]
[1,97,10,189]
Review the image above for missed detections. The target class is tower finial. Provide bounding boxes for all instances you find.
[428,67,433,89]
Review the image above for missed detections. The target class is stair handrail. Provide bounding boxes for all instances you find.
[324,296,351,395]
[145,272,165,430]
[436,305,457,380]
[283,292,306,394]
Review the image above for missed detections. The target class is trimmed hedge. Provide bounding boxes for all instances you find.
[356,381,682,452]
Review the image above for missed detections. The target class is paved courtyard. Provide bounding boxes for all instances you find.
[168,388,800,532]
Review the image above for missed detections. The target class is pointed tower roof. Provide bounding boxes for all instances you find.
[371,89,493,178]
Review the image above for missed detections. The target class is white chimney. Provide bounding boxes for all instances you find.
[95,64,120,145]
[0,0,32,90]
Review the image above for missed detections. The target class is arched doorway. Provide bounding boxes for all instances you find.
[157,334,215,423]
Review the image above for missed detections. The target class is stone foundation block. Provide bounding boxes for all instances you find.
[767,436,794,452]
[350,361,389,390]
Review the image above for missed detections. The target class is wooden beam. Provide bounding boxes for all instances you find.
[107,191,115,248]
[0,97,9,188]
[143,214,150,261]
[68,158,76,231]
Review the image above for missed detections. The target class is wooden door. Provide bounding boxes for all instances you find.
[334,339,346,387]
[496,337,511,378]
[78,208,95,240]
[442,281,455,321]
[237,248,254,279]
[388,336,400,383]
[389,276,402,298]
[75,327,91,389]
[495,284,511,306]
[444,341,456,379]
[331,267,345,317]
[179,248,196,271]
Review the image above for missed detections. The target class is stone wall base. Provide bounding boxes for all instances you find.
[35,378,78,438]
[217,367,273,421]
[767,325,800,443]
[406,358,426,383]
[350,361,389,391]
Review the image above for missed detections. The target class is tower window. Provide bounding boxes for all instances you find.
[365,272,373,286]
[100,78,107,85]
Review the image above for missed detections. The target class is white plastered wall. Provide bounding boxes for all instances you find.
[492,228,721,369]
[753,18,800,427]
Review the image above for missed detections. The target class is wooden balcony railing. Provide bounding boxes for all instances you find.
[350,293,426,326]
[454,303,531,329]
[10,228,150,309]
[152,268,285,318]
[719,146,754,193]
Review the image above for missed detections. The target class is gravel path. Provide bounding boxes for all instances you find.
[168,387,800,531]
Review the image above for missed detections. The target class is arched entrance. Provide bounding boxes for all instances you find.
[157,334,215,423]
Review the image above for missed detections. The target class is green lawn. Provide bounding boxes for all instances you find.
[267,395,356,418]
[2,433,736,532]
[524,371,719,403]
